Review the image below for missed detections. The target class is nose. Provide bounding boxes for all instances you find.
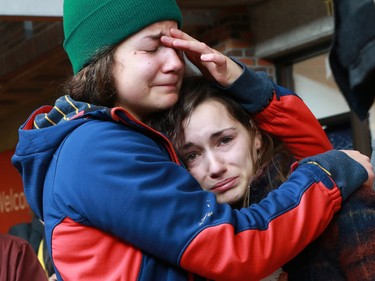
[206,152,227,179]
[162,47,185,73]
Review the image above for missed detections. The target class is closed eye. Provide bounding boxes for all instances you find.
[144,46,159,53]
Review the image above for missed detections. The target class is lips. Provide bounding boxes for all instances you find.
[159,83,178,89]
[211,177,239,193]
[153,82,180,92]
[153,77,179,87]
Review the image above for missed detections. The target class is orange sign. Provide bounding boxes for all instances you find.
[0,149,32,233]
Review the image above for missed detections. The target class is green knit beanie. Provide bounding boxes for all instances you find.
[63,0,183,74]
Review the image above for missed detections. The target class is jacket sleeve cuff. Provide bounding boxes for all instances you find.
[299,150,368,200]
[214,58,275,114]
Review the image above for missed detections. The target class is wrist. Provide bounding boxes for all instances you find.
[223,58,244,86]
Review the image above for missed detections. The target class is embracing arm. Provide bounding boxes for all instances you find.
[54,120,368,280]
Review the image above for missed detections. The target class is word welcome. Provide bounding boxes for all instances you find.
[0,189,28,213]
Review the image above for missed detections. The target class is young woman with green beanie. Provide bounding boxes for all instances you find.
[11,0,373,280]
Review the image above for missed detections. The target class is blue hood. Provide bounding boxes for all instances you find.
[11,96,106,220]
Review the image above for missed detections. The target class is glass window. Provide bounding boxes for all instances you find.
[293,52,349,120]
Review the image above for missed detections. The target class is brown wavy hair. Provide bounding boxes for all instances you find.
[151,75,294,208]
[61,47,118,107]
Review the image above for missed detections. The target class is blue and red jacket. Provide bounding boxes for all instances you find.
[12,64,367,281]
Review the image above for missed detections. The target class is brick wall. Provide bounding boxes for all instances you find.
[187,6,276,80]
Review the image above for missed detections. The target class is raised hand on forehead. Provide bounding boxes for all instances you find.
[161,28,243,87]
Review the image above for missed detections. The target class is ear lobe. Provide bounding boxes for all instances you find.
[254,131,262,150]
[255,142,261,150]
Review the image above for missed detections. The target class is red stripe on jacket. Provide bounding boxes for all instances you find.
[52,218,142,281]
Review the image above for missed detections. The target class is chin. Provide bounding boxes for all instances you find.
[161,94,179,109]
[217,189,246,207]
[218,196,240,206]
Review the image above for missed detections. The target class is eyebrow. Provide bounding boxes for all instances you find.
[142,31,165,41]
[181,127,236,150]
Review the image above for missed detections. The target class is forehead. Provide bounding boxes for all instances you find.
[129,20,178,41]
[114,20,178,56]
[183,100,240,139]
[191,99,236,122]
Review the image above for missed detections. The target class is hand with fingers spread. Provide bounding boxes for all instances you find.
[161,28,243,87]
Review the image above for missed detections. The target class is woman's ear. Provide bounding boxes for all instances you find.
[254,130,262,150]
[249,119,262,150]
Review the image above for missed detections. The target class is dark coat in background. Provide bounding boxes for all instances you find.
[329,0,375,120]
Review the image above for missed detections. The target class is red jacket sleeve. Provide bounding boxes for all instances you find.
[255,88,333,159]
